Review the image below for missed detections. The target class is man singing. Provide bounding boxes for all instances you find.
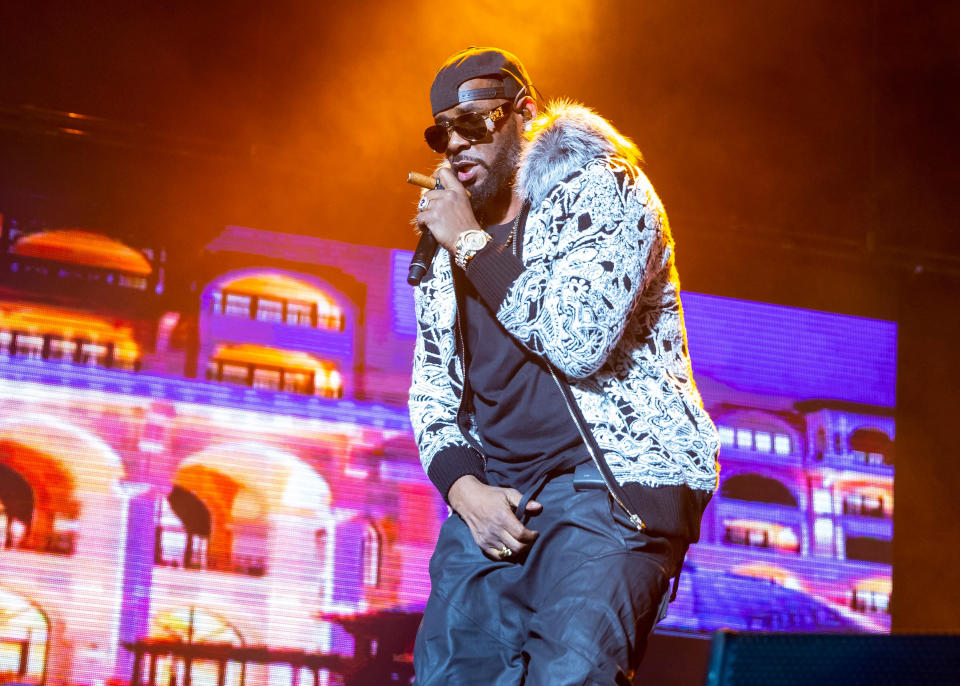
[409,47,720,684]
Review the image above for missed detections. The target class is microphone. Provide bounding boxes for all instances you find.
[407,230,437,287]
[407,172,443,286]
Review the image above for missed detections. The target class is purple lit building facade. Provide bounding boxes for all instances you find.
[0,218,894,685]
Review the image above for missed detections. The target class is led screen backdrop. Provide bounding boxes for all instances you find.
[0,220,895,685]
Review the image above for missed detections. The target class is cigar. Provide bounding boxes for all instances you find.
[407,171,441,190]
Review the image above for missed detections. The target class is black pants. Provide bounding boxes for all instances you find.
[414,470,683,685]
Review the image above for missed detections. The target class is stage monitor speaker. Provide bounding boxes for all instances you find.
[704,630,960,686]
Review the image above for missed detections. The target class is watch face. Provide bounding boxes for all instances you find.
[464,231,489,250]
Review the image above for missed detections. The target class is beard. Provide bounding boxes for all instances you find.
[467,125,522,225]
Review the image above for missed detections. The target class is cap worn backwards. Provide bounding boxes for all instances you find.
[429,47,534,116]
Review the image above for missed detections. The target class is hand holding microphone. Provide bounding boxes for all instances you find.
[407,168,482,286]
[407,172,441,286]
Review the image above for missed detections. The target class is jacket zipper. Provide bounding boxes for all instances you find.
[546,364,646,531]
[511,202,646,531]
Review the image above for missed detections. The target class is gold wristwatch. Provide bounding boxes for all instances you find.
[454,229,492,270]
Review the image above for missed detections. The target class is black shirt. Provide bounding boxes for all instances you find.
[461,220,589,495]
[458,216,710,542]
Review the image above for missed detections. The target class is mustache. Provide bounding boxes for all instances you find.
[449,156,487,170]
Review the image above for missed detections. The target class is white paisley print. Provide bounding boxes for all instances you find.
[409,101,720,494]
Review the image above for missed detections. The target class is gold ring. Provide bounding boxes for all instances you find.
[497,546,512,559]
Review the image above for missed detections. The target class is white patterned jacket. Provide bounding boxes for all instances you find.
[409,101,720,523]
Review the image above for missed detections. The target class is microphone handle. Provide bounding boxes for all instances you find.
[407,175,444,286]
[407,229,438,286]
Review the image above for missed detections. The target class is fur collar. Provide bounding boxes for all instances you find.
[517,99,642,206]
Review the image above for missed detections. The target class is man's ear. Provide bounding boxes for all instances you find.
[518,96,538,121]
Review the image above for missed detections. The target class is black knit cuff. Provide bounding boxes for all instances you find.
[465,244,525,311]
[621,483,714,542]
[426,445,487,503]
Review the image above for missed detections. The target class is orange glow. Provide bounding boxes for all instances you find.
[173,463,241,571]
[837,475,893,491]
[846,484,892,501]
[0,301,139,361]
[220,273,337,306]
[854,576,892,594]
[176,444,332,517]
[12,229,152,275]
[836,477,894,511]
[732,562,804,590]
[726,518,788,534]
[0,439,80,552]
[151,607,241,644]
[211,343,335,372]
[725,518,800,552]
[0,419,126,495]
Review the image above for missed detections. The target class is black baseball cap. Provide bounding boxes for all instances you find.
[430,47,534,116]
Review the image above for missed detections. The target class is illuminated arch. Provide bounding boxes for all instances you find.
[0,585,49,682]
[837,476,893,518]
[850,576,891,614]
[152,606,243,645]
[361,521,382,589]
[155,486,212,569]
[149,607,243,686]
[0,457,76,554]
[723,518,800,553]
[0,417,123,555]
[219,273,338,310]
[854,576,891,596]
[0,301,140,368]
[848,427,894,465]
[12,229,152,275]
[177,443,330,516]
[206,344,343,397]
[0,416,125,495]
[164,444,330,575]
[732,562,804,590]
[0,465,34,536]
[713,409,801,456]
[208,271,346,331]
[721,472,799,507]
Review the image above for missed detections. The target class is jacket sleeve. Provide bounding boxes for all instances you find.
[408,279,486,501]
[467,160,668,379]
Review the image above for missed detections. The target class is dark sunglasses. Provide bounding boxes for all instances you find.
[424,104,508,153]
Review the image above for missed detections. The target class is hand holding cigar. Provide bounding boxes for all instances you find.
[407,171,442,190]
